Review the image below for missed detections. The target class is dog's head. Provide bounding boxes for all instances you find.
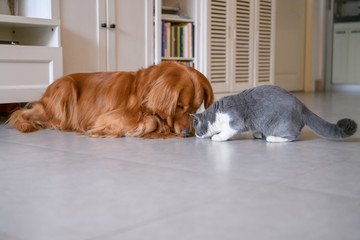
[144,62,214,137]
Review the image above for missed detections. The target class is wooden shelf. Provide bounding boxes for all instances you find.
[0,14,60,27]
[161,57,194,61]
[161,14,194,23]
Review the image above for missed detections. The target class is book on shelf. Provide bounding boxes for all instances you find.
[162,6,179,15]
[161,21,193,59]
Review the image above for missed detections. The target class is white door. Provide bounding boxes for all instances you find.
[274,0,305,91]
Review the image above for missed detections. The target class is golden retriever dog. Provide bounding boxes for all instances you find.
[8,61,214,138]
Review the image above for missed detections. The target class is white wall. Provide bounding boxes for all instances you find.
[304,0,327,92]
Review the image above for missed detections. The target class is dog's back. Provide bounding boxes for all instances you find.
[8,71,137,133]
[8,61,214,138]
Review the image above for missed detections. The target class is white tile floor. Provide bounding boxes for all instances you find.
[0,91,360,240]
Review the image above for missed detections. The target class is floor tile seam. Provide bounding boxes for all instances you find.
[295,141,359,151]
[84,189,256,240]
[0,162,47,173]
[0,138,277,188]
[0,138,60,150]
[0,231,22,240]
[84,209,190,240]
[269,159,360,199]
[0,152,98,173]
[272,156,348,184]
[97,149,318,189]
[0,139,269,189]
[94,153,284,187]
[88,178,296,239]
[272,180,360,200]
[0,138,105,157]
[0,139,140,172]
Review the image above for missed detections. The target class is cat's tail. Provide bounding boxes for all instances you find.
[302,107,357,139]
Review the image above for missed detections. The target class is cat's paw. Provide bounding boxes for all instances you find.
[253,132,264,139]
[211,134,229,141]
[266,136,290,143]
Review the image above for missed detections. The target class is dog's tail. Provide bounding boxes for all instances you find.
[8,76,79,133]
[7,102,47,132]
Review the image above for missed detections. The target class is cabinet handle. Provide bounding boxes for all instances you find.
[351,30,360,34]
[336,31,346,34]
[100,23,115,29]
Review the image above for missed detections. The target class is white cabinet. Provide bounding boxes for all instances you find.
[348,26,360,83]
[0,0,62,103]
[61,0,152,75]
[203,0,275,95]
[332,22,360,84]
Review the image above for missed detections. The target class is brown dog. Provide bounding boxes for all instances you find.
[8,61,214,138]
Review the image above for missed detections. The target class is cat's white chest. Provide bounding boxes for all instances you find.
[207,112,237,141]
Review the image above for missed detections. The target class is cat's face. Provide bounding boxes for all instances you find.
[190,113,210,138]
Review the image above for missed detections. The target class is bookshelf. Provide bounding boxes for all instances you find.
[154,0,199,68]
[0,0,62,103]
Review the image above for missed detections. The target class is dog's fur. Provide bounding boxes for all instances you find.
[8,61,214,138]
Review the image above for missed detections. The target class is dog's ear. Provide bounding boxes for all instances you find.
[190,70,214,109]
[200,76,214,109]
[145,79,179,119]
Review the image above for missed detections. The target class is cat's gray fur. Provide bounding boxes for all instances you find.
[190,85,357,142]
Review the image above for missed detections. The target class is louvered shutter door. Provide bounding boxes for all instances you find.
[232,0,254,91]
[206,0,275,93]
[254,0,275,85]
[207,0,230,92]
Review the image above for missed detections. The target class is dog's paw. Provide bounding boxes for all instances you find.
[84,128,123,138]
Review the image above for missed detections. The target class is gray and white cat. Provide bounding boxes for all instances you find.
[190,85,357,142]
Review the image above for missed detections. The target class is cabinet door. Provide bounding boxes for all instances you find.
[332,29,348,84]
[61,0,151,74]
[61,0,105,75]
[348,29,360,84]
[107,0,149,71]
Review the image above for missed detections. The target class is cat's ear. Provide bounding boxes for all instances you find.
[190,114,200,124]
[190,114,197,119]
